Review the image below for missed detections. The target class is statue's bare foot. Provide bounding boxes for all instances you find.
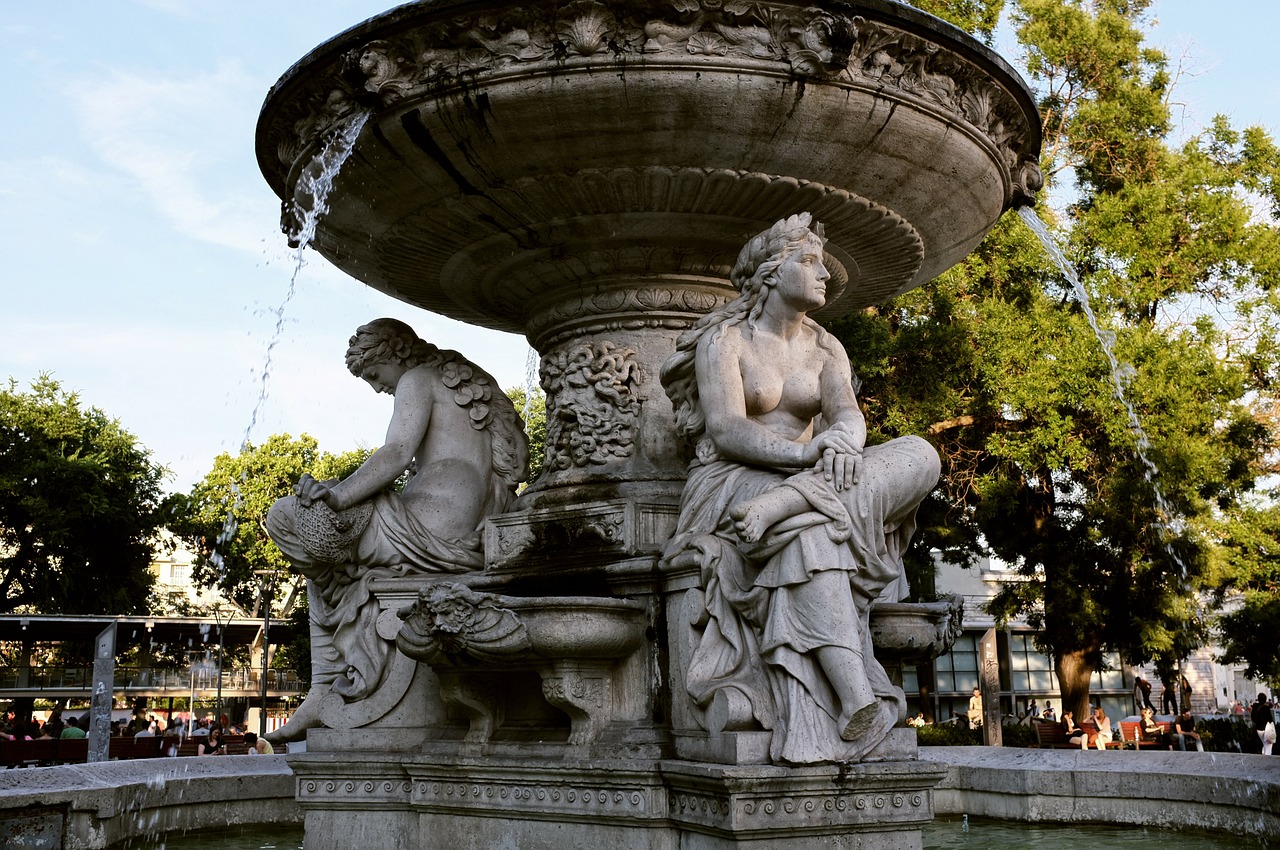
[264,683,331,745]
[839,700,880,742]
[730,501,770,543]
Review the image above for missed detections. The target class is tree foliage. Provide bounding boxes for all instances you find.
[1214,505,1280,687]
[504,386,546,485]
[840,0,1280,715]
[166,434,369,611]
[0,376,167,615]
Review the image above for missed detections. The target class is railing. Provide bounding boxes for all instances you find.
[0,666,302,693]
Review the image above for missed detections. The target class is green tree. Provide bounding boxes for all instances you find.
[843,0,1280,718]
[1213,504,1280,688]
[167,434,369,611]
[0,376,167,616]
[505,386,546,485]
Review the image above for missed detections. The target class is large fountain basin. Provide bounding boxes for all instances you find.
[256,0,1042,336]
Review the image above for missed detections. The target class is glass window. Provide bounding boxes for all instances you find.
[902,665,918,693]
[1093,652,1125,690]
[1007,631,1059,694]
[935,634,979,693]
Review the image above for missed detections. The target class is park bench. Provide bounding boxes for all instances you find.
[173,734,248,756]
[1032,720,1079,749]
[109,736,165,760]
[1,738,57,768]
[1115,720,1174,750]
[2,732,262,767]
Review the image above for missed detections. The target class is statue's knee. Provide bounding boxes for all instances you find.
[265,497,296,535]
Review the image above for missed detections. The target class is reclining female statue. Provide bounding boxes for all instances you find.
[265,318,527,742]
[660,213,940,763]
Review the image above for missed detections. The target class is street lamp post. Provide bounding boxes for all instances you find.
[211,604,229,730]
[253,570,277,737]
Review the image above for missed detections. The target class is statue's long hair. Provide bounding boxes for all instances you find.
[345,318,529,512]
[660,213,829,445]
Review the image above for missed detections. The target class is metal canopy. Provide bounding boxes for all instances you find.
[0,614,295,647]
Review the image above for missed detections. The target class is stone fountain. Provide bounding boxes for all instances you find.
[255,0,1040,847]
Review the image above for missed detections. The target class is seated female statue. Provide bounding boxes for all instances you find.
[661,213,940,763]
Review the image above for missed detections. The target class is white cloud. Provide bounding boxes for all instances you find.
[70,59,278,255]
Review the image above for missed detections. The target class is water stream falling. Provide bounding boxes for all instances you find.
[1017,207,1186,569]
[208,111,370,582]
[523,346,541,432]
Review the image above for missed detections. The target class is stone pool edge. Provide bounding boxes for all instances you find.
[3,749,1278,847]
[0,756,299,849]
[929,746,1280,839]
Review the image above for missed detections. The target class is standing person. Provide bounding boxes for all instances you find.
[1160,674,1178,715]
[1042,702,1056,722]
[967,687,984,729]
[1133,676,1154,712]
[1253,693,1276,755]
[1179,674,1193,714]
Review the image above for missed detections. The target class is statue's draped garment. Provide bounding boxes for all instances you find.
[266,492,483,700]
[667,435,938,762]
[663,302,940,762]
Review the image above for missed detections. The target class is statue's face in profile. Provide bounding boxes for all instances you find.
[360,361,408,395]
[772,234,829,312]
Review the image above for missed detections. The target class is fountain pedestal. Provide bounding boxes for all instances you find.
[257,1,1039,846]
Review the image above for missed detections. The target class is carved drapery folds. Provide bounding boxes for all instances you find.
[267,0,1040,206]
[540,341,642,473]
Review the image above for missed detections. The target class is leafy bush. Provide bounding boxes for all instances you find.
[999,722,1038,748]
[916,723,982,746]
[1197,717,1259,753]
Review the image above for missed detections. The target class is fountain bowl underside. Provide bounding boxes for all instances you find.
[257,0,1041,338]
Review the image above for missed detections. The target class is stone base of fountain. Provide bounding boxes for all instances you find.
[279,572,962,848]
[291,747,947,850]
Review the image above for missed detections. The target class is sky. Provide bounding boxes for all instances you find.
[1,1,1277,495]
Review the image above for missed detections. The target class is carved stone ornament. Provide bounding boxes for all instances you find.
[866,594,965,666]
[263,0,1041,207]
[540,341,642,471]
[396,582,648,667]
[396,583,531,666]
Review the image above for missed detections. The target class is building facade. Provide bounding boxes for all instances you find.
[905,554,1261,723]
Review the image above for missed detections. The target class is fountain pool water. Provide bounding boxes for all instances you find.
[119,817,1274,850]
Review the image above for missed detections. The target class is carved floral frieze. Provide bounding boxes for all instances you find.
[529,286,728,336]
[266,0,1040,201]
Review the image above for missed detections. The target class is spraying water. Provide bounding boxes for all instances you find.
[523,346,541,433]
[1017,207,1186,569]
[208,111,370,584]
